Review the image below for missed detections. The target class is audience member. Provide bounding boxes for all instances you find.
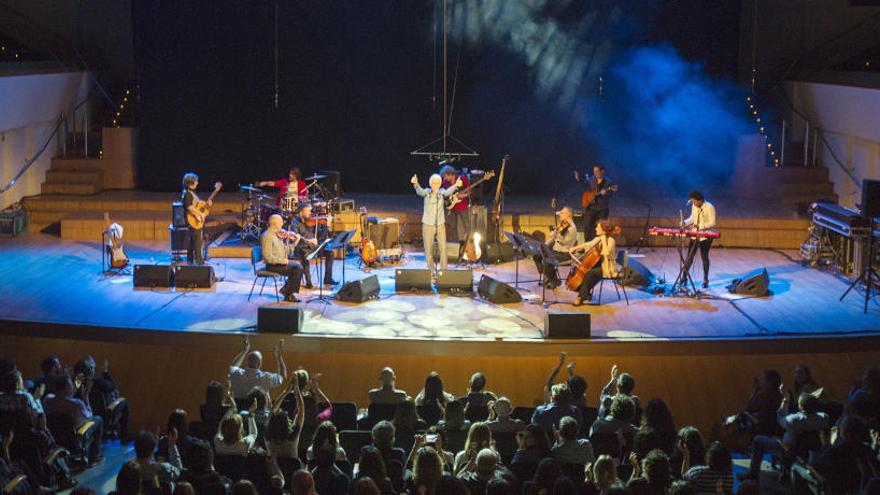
[641,398,676,454]
[808,414,873,493]
[370,420,407,467]
[133,430,182,485]
[582,454,620,495]
[486,477,515,495]
[178,439,230,495]
[291,469,317,495]
[43,373,104,464]
[552,415,595,466]
[591,395,638,439]
[201,380,231,426]
[670,426,704,480]
[438,399,470,432]
[228,338,286,400]
[628,449,671,495]
[157,409,197,469]
[112,460,153,495]
[407,446,444,495]
[682,441,733,494]
[0,368,43,436]
[307,420,347,461]
[312,445,350,495]
[355,447,395,495]
[543,352,589,407]
[486,397,525,433]
[459,373,498,408]
[723,369,783,436]
[415,372,455,408]
[453,422,494,474]
[32,355,62,399]
[793,364,821,398]
[74,356,130,441]
[599,364,640,420]
[532,383,583,432]
[523,457,562,495]
[393,398,427,432]
[231,479,258,495]
[552,476,577,495]
[511,424,552,481]
[848,366,880,424]
[9,408,74,489]
[368,368,408,405]
[352,477,382,495]
[436,474,469,495]
[293,369,333,428]
[214,403,258,456]
[632,427,663,463]
[457,448,511,495]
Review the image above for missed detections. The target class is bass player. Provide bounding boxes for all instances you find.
[574,164,615,240]
[440,163,470,249]
[569,220,618,306]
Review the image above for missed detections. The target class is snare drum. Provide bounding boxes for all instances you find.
[281,194,298,211]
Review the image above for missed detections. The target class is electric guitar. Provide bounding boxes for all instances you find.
[186,182,223,229]
[103,212,128,268]
[445,170,496,210]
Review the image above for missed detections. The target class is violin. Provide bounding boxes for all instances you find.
[275,229,302,244]
[304,215,332,228]
[549,218,571,241]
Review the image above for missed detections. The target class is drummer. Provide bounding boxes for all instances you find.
[255,167,309,208]
[290,204,337,288]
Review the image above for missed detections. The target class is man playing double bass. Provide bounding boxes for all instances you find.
[574,164,615,240]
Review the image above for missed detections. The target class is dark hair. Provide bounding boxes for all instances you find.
[205,381,225,410]
[167,409,189,437]
[73,359,95,380]
[533,457,562,490]
[289,167,302,180]
[486,477,515,495]
[567,375,587,402]
[470,372,486,392]
[688,190,704,202]
[182,172,199,189]
[392,397,421,430]
[116,461,143,495]
[618,373,636,395]
[550,383,572,404]
[442,400,466,429]
[437,474,468,495]
[592,164,606,171]
[412,446,443,495]
[424,372,447,405]
[705,441,732,472]
[553,476,577,495]
[633,427,663,460]
[762,369,782,389]
[231,480,258,495]
[642,449,671,488]
[559,416,579,441]
[353,477,380,495]
[311,420,339,457]
[610,395,636,422]
[642,398,675,439]
[358,446,388,481]
[265,410,295,443]
[371,420,395,452]
[525,423,551,456]
[677,426,705,468]
[291,469,315,495]
[134,430,158,459]
[188,439,214,474]
[248,386,269,410]
[40,355,60,376]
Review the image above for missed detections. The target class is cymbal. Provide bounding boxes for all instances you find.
[240,184,263,192]
[304,174,326,181]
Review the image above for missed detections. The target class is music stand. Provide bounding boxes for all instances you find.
[504,231,539,291]
[525,240,562,306]
[328,229,357,285]
[306,238,334,305]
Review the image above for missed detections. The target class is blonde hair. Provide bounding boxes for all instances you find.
[220,414,244,446]
[593,454,618,488]
[429,174,442,185]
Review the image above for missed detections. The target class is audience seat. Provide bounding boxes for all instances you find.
[330,402,359,431]
[364,403,397,427]
[88,389,127,440]
[465,405,490,422]
[386,458,405,493]
[338,430,373,463]
[417,405,442,426]
[45,413,97,463]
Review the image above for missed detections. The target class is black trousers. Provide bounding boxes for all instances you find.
[187,227,204,264]
[533,250,571,283]
[266,262,304,295]
[582,207,609,239]
[578,264,605,300]
[299,250,335,284]
[683,238,713,282]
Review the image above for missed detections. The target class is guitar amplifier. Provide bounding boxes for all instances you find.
[170,226,188,260]
[368,219,400,250]
[172,201,187,228]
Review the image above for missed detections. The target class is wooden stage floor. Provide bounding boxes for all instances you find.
[1,233,879,341]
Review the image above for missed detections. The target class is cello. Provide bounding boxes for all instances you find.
[565,226,621,291]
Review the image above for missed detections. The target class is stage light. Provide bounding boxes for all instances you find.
[745,96,751,101]
[767,143,772,148]
[759,126,764,132]
[756,118,761,123]
[770,151,775,156]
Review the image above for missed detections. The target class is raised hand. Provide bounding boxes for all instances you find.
[274,339,284,356]
[454,178,463,188]
[610,364,619,379]
[244,337,251,352]
[573,170,580,182]
[558,352,567,365]
[411,174,418,185]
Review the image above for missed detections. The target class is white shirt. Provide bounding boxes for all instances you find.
[228,367,284,399]
[684,201,716,231]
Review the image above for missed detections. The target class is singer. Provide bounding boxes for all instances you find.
[681,190,716,288]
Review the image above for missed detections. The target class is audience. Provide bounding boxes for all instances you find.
[407,446,444,495]
[582,454,620,495]
[438,399,470,432]
[311,445,350,495]
[227,338,286,400]
[370,420,407,467]
[793,363,822,398]
[368,368,408,405]
[415,372,456,408]
[178,439,229,495]
[628,448,671,495]
[290,469,316,495]
[486,397,526,433]
[354,446,395,495]
[641,398,676,455]
[532,383,583,432]
[459,372,498,408]
[214,401,258,456]
[202,380,231,427]
[723,369,783,437]
[552,415,595,466]
[543,352,589,408]
[393,397,428,432]
[670,426,704,480]
[157,409,197,469]
[307,420,347,462]
[599,364,640,420]
[511,424,552,481]
[682,441,733,494]
[591,395,638,439]
[43,372,104,464]
[133,429,182,486]
[73,355,130,441]
[453,422,494,474]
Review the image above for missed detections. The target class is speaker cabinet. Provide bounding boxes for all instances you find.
[483,243,515,264]
[368,221,400,250]
[477,275,522,304]
[436,269,473,293]
[616,252,654,287]
[336,275,380,303]
[257,306,304,334]
[174,265,216,289]
[544,311,591,339]
[171,201,187,228]
[863,179,880,218]
[395,269,432,292]
[728,267,770,296]
[133,265,173,288]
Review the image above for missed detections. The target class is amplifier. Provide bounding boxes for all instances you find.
[368,220,400,250]
[436,269,473,293]
[133,265,174,288]
[395,269,432,292]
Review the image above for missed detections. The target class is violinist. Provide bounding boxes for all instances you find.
[568,220,618,306]
[261,214,305,302]
[290,205,337,288]
[533,207,579,289]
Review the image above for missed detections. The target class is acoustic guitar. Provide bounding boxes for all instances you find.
[580,183,618,209]
[186,182,223,229]
[103,212,128,269]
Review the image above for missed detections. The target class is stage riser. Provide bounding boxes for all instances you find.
[2,332,877,448]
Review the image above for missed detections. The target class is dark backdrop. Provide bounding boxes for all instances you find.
[132,0,741,194]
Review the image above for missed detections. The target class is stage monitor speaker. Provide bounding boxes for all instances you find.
[257,306,304,334]
[862,179,880,218]
[477,275,522,304]
[395,269,432,292]
[728,267,770,296]
[133,264,173,288]
[336,275,380,303]
[544,311,591,339]
[369,221,400,249]
[171,201,187,228]
[174,265,216,289]
[484,242,515,264]
[616,251,654,287]
[437,269,473,293]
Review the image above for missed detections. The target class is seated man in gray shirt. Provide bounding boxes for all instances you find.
[368,367,408,405]
[533,207,578,289]
[261,214,305,302]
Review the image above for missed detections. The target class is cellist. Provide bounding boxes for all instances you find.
[568,220,619,306]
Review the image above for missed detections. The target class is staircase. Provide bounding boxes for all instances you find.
[774,140,838,212]
[39,132,105,195]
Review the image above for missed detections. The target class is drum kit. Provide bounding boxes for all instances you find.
[239,174,337,241]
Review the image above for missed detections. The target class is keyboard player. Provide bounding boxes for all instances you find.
[682,190,717,288]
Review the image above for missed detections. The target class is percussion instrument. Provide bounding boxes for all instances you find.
[281,194,299,211]
[304,174,327,181]
[239,184,263,193]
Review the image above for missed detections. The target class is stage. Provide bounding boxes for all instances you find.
[1,233,879,341]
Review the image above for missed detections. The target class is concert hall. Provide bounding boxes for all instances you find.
[2,1,880,493]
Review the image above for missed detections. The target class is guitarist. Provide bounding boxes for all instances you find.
[440,164,470,251]
[182,172,211,264]
[574,164,615,240]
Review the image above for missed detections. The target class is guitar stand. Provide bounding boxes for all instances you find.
[101,231,131,275]
[306,239,334,305]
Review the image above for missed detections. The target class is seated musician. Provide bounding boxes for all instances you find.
[682,190,716,289]
[260,214,305,302]
[289,205,337,288]
[568,220,619,306]
[533,207,578,289]
[255,167,308,208]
